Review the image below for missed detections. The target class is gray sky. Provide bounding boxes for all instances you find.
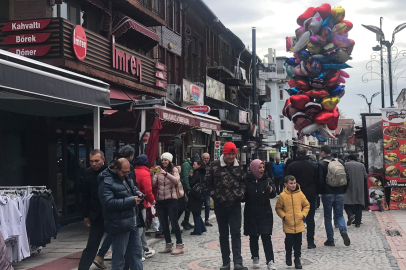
[203,0,406,122]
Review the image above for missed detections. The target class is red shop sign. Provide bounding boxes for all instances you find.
[8,46,51,57]
[186,105,211,113]
[155,62,166,71]
[2,19,51,32]
[155,71,167,80]
[2,33,51,45]
[156,80,167,89]
[72,25,87,61]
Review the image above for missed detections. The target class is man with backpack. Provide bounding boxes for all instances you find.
[318,145,351,247]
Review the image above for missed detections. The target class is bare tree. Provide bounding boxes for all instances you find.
[338,108,347,119]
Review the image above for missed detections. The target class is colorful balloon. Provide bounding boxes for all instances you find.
[309,12,324,34]
[297,7,316,26]
[291,31,311,52]
[291,95,310,110]
[321,96,340,111]
[331,5,345,23]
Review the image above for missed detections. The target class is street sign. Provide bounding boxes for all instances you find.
[280,147,287,152]
[219,131,234,138]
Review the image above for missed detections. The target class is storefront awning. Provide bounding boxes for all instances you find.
[112,12,159,42]
[0,49,110,108]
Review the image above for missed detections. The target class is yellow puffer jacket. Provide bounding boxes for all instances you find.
[275,184,310,234]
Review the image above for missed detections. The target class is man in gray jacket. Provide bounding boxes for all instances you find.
[344,154,367,227]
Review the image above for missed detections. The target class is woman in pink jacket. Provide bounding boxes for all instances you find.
[152,152,184,255]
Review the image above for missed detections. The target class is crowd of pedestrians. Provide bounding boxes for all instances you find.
[74,142,366,270]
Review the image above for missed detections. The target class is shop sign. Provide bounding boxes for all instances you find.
[239,110,248,124]
[156,62,166,71]
[7,46,51,57]
[199,120,219,131]
[214,141,221,160]
[206,76,225,101]
[1,19,51,32]
[155,71,167,80]
[139,132,150,152]
[2,33,51,45]
[280,147,287,152]
[183,79,204,105]
[72,25,87,61]
[162,111,190,125]
[112,35,142,82]
[232,134,242,141]
[186,105,211,114]
[219,131,234,138]
[269,149,277,154]
[307,150,312,155]
[156,80,167,89]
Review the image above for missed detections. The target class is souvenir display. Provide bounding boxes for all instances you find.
[284,3,355,141]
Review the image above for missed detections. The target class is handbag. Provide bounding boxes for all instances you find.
[190,173,203,199]
[176,180,185,198]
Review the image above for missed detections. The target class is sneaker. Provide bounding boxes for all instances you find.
[355,224,361,228]
[190,231,201,235]
[252,257,260,268]
[286,255,292,266]
[155,231,164,238]
[93,256,107,269]
[352,220,362,225]
[234,264,248,270]
[341,231,351,246]
[324,240,335,246]
[267,260,277,270]
[347,215,355,226]
[220,264,231,270]
[181,222,193,230]
[307,243,316,249]
[144,249,155,258]
[294,258,302,269]
[205,221,213,227]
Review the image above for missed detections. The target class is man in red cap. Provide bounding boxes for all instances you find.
[203,142,247,270]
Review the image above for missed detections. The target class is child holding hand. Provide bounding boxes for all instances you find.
[275,175,310,269]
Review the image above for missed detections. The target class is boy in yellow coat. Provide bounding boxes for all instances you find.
[275,175,310,269]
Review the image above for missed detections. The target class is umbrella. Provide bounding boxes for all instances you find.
[144,117,162,168]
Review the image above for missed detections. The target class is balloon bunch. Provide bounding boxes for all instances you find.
[282,3,355,142]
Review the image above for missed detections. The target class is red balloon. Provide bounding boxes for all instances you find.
[342,20,353,32]
[295,79,310,90]
[297,7,316,26]
[316,3,332,19]
[290,95,310,110]
[288,79,297,88]
[305,89,329,98]
[327,107,340,130]
[314,111,334,125]
[325,70,340,87]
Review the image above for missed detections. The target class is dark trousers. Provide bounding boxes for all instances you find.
[214,205,242,266]
[177,196,191,225]
[249,234,274,264]
[192,211,207,234]
[157,199,182,244]
[306,196,316,245]
[285,232,302,259]
[275,177,284,194]
[204,194,211,222]
[78,216,105,270]
[344,204,363,225]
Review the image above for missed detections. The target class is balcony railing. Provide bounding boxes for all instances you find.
[134,0,164,18]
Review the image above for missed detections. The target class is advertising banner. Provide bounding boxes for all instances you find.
[206,76,225,101]
[214,141,221,160]
[183,79,204,105]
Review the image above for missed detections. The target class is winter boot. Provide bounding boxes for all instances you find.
[159,243,173,253]
[171,243,184,255]
[294,258,302,269]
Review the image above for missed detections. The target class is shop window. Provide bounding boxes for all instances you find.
[166,0,173,29]
[0,0,9,21]
[174,0,181,34]
[280,115,284,130]
[81,4,101,34]
[176,55,181,84]
[279,88,284,100]
[167,51,175,84]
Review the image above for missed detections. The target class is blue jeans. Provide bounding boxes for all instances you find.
[111,228,143,270]
[97,234,112,258]
[204,194,211,222]
[322,194,347,242]
[192,211,207,234]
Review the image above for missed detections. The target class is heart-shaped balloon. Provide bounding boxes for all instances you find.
[291,95,310,110]
[327,107,340,130]
[298,50,310,61]
[314,111,334,125]
[331,5,345,24]
[297,7,316,26]
[285,57,297,66]
[342,20,353,32]
[305,102,323,116]
[309,12,324,34]
[325,70,340,87]
[332,35,351,48]
[286,36,298,52]
[321,96,340,111]
[288,79,297,88]
[339,70,350,78]
[295,79,310,90]
[305,89,329,99]
[282,98,291,118]
[315,3,331,19]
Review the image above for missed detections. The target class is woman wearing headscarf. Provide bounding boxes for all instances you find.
[152,152,184,255]
[188,160,207,235]
[244,159,277,270]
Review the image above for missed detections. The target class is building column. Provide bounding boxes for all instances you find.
[93,107,100,149]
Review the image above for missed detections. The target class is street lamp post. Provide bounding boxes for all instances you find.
[358,92,381,113]
[362,19,406,107]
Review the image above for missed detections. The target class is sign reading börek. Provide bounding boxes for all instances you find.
[2,33,51,45]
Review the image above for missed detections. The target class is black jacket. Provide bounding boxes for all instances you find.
[265,162,273,180]
[98,166,142,235]
[287,156,318,200]
[243,172,276,236]
[188,167,206,213]
[82,164,108,221]
[318,156,349,194]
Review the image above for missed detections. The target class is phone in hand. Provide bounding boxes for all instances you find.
[138,193,146,199]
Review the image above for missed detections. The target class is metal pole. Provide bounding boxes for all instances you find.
[93,107,100,149]
[380,17,385,108]
[387,42,394,107]
[252,27,257,126]
[368,103,371,113]
[141,95,146,153]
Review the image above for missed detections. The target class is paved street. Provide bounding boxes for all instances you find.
[11,199,406,270]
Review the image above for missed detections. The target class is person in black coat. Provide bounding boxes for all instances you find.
[188,160,207,235]
[286,148,318,249]
[78,150,108,270]
[244,159,277,269]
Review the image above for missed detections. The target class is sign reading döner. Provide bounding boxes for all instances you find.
[7,46,51,57]
[2,19,51,32]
